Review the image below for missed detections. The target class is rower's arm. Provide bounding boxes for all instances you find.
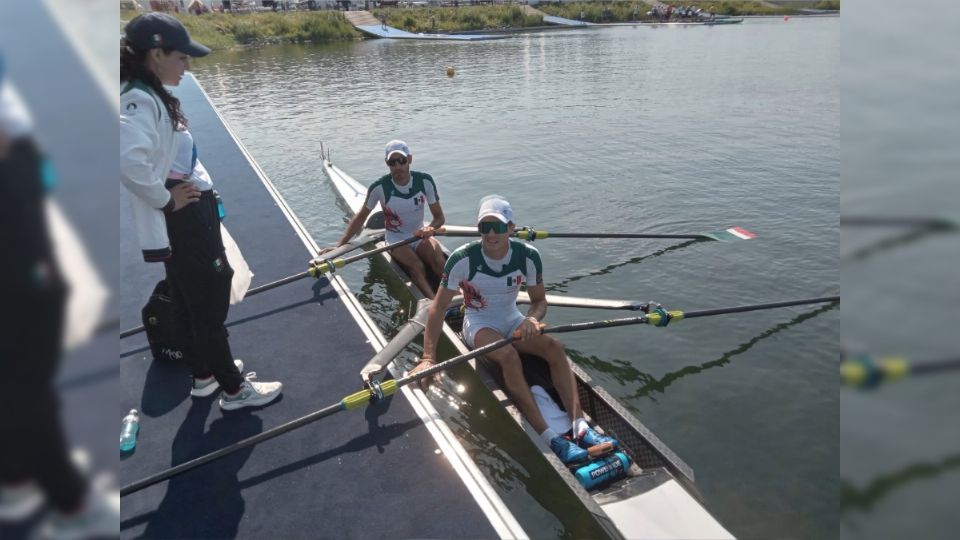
[335,206,371,247]
[421,286,456,363]
[426,201,445,230]
[524,283,548,321]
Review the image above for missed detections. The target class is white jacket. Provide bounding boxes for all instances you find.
[120,80,176,262]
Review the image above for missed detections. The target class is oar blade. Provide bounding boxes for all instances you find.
[702,226,757,242]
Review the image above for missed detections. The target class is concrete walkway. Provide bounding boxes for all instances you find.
[343,10,379,27]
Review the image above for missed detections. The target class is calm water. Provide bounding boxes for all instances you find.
[841,0,960,538]
[192,17,839,538]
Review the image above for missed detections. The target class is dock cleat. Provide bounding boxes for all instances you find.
[550,436,589,465]
[578,426,619,451]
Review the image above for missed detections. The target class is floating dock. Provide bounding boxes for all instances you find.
[119,74,524,539]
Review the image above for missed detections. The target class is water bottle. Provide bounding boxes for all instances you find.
[213,190,226,220]
[120,409,140,452]
[574,451,631,490]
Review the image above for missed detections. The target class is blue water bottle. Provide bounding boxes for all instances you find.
[120,409,140,452]
[213,190,226,220]
[574,451,631,490]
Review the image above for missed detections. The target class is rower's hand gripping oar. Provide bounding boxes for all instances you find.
[436,225,757,242]
[120,294,839,497]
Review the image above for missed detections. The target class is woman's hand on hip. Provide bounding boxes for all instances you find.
[169,183,201,211]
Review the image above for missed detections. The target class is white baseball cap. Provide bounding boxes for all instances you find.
[384,140,410,160]
[477,195,513,224]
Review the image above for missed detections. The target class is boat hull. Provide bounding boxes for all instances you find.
[320,158,734,539]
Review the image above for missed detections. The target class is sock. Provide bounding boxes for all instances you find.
[573,418,590,439]
[539,427,559,445]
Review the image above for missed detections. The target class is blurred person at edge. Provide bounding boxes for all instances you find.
[0,58,119,537]
[120,14,281,410]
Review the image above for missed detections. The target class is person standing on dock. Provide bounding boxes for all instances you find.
[121,13,282,410]
[0,61,119,538]
[410,196,618,465]
[320,140,447,299]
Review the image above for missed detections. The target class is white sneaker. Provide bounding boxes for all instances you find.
[190,359,245,397]
[0,449,91,522]
[0,481,44,521]
[219,374,282,411]
[41,486,119,540]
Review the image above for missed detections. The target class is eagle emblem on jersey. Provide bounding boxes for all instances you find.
[383,206,403,232]
[459,280,487,311]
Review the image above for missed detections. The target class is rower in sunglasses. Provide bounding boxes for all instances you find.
[320,140,446,298]
[411,195,617,465]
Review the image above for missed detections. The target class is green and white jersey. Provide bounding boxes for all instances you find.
[441,239,544,323]
[364,171,438,243]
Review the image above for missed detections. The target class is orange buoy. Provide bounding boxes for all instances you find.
[446,66,455,77]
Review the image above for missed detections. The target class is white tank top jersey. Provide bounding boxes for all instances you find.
[169,129,214,191]
[364,171,438,243]
[441,239,543,325]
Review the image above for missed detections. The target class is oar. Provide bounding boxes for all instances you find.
[841,354,960,389]
[119,229,387,339]
[119,294,838,497]
[437,225,756,242]
[840,216,958,229]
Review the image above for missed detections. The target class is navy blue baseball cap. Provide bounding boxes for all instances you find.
[124,13,210,57]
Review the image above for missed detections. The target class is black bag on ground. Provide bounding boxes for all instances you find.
[141,279,192,364]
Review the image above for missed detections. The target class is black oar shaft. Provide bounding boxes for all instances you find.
[682,296,840,319]
[339,235,419,265]
[438,231,707,240]
[394,335,517,387]
[538,232,708,239]
[840,217,955,228]
[910,359,960,376]
[121,401,344,497]
[119,231,385,339]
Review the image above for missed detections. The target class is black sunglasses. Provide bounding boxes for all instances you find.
[386,157,408,166]
[478,221,509,234]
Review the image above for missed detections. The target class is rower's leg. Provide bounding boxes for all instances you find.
[514,335,581,423]
[391,245,434,299]
[474,329,548,434]
[416,237,446,278]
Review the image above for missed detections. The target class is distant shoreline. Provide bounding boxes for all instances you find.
[120,3,840,52]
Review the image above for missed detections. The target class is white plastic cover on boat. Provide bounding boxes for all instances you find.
[601,479,734,539]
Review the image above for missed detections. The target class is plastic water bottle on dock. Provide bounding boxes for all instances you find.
[214,190,226,220]
[120,409,140,452]
[574,451,631,490]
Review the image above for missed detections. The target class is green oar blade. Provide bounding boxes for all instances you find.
[700,226,757,242]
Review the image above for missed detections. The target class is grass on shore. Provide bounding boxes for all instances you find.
[120,10,360,51]
[536,0,840,21]
[372,6,543,33]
